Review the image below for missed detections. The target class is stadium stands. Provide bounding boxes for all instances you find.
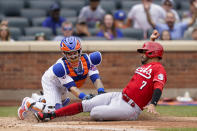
[24,27,53,40]
[20,9,47,23]
[0,0,194,41]
[0,14,4,21]
[29,0,55,11]
[9,27,22,40]
[100,1,116,13]
[122,1,141,11]
[32,17,46,27]
[18,36,35,41]
[7,17,29,32]
[121,28,144,40]
[89,28,100,36]
[60,9,77,18]
[0,0,24,16]
[60,0,85,14]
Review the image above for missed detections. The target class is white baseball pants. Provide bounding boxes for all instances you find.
[82,92,141,121]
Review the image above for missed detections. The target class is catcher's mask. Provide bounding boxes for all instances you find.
[60,36,82,68]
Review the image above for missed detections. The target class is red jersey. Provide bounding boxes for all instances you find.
[122,62,167,110]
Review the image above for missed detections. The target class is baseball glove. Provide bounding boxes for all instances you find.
[83,94,95,100]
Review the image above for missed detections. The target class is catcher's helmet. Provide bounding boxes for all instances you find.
[137,41,164,59]
[60,36,82,68]
[60,36,81,53]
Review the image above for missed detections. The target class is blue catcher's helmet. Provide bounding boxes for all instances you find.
[60,36,82,68]
[60,36,82,52]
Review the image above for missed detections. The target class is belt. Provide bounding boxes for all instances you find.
[122,93,135,107]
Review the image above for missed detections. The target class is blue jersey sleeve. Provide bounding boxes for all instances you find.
[63,81,76,91]
[90,74,100,83]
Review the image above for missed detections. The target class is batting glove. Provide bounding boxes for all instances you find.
[34,111,56,122]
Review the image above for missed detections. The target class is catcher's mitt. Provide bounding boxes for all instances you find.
[83,94,95,100]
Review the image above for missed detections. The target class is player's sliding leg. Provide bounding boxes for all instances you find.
[34,92,119,121]
[18,95,70,120]
[35,92,141,121]
[18,97,45,120]
[90,93,141,120]
[34,102,83,121]
[82,92,114,112]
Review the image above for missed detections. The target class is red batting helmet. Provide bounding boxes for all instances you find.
[137,41,164,59]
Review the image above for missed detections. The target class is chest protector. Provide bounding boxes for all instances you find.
[63,54,90,88]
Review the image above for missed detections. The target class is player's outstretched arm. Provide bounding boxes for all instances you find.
[70,86,95,100]
[93,79,106,94]
[143,104,159,115]
[143,82,163,115]
[150,30,160,42]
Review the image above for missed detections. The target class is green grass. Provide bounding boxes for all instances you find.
[0,106,197,117]
[0,106,18,117]
[156,106,197,117]
[154,106,197,131]
[0,106,89,117]
[157,128,197,131]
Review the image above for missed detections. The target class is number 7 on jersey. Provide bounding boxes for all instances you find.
[140,81,147,90]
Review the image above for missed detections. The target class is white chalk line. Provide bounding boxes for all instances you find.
[31,123,150,131]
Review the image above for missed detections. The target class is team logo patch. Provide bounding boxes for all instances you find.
[158,74,164,80]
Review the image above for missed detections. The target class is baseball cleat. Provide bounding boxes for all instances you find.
[34,112,43,122]
[17,97,30,120]
[34,111,56,122]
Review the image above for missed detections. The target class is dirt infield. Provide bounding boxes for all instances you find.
[0,113,197,131]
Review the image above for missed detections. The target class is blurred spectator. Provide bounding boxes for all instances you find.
[114,10,127,29]
[76,0,105,36]
[192,27,197,40]
[0,26,14,41]
[161,0,180,22]
[145,6,197,40]
[126,0,166,37]
[161,30,171,40]
[35,32,46,41]
[42,3,66,35]
[53,21,73,41]
[96,14,123,40]
[0,20,8,27]
[182,0,197,39]
[182,0,197,22]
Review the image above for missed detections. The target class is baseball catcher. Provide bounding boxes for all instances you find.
[18,36,105,120]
